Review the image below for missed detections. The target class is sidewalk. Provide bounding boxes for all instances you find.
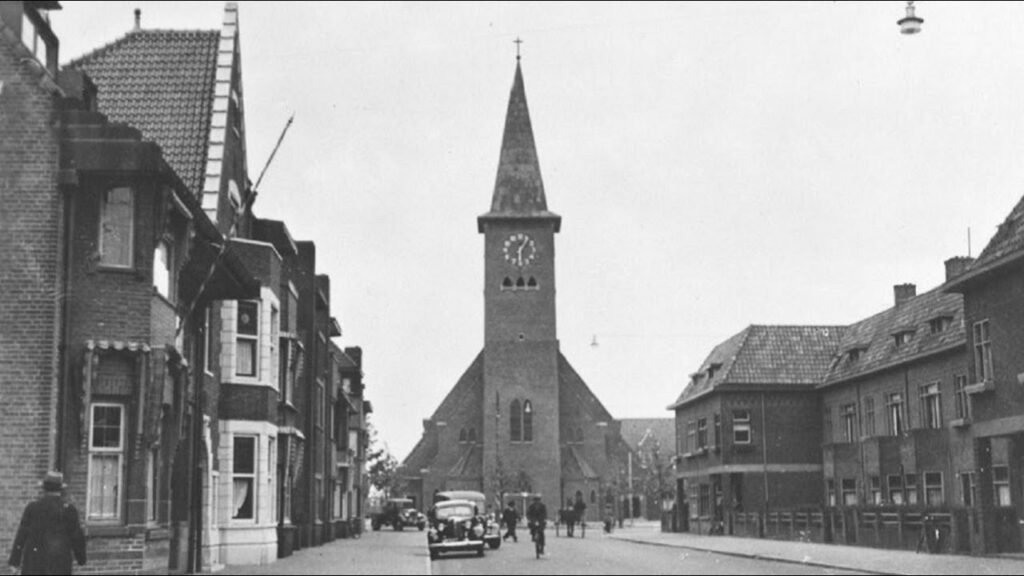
[608,522,1024,575]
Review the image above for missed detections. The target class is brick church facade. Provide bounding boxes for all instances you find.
[400,61,631,521]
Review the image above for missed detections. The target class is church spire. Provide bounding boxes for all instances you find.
[478,58,561,233]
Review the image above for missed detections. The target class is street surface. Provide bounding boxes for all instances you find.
[219,523,861,575]
[430,529,858,575]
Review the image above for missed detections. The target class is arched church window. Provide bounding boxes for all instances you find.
[459,428,467,443]
[502,277,513,290]
[590,490,596,504]
[527,277,538,289]
[523,400,533,442]
[516,277,526,289]
[468,427,477,443]
[510,400,522,442]
[575,490,583,504]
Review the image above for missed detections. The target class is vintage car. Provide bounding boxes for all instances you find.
[371,497,421,531]
[401,507,427,531]
[426,499,486,559]
[434,490,501,549]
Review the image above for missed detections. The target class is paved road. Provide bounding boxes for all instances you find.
[430,530,863,575]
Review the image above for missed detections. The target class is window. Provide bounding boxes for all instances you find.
[893,330,914,347]
[502,277,513,290]
[841,478,857,506]
[99,187,134,267]
[870,476,882,504]
[961,472,976,507]
[732,410,751,444]
[954,375,970,420]
[315,475,323,521]
[698,484,710,516]
[459,428,467,443]
[153,240,172,300]
[823,406,833,443]
[841,404,857,443]
[527,277,538,289]
[88,403,124,521]
[686,421,696,452]
[697,418,707,449]
[232,436,256,520]
[523,400,533,442]
[713,413,721,450]
[268,437,277,524]
[269,305,278,383]
[590,490,596,504]
[973,320,993,383]
[510,400,522,442]
[994,466,1011,506]
[888,475,904,505]
[236,301,259,377]
[847,348,863,363]
[863,397,876,437]
[468,428,477,443]
[826,479,836,507]
[924,472,943,505]
[148,446,160,523]
[929,316,953,334]
[204,306,213,374]
[920,383,941,429]
[886,393,905,436]
[905,474,919,505]
[316,382,324,429]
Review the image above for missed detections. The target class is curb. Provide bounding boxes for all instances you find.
[608,533,899,576]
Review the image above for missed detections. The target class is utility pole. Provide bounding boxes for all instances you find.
[628,451,634,526]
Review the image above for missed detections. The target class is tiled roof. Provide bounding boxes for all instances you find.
[670,325,845,409]
[823,286,964,386]
[619,418,675,453]
[66,29,219,196]
[966,194,1024,278]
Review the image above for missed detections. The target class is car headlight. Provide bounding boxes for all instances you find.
[463,520,472,530]
[428,528,437,540]
[473,524,484,537]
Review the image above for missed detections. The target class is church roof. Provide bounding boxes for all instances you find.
[447,445,482,478]
[670,325,845,409]
[619,418,675,454]
[66,29,221,196]
[562,446,599,480]
[478,62,561,232]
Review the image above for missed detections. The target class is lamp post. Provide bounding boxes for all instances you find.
[898,1,924,35]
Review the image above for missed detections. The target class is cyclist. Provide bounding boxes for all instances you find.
[526,495,547,558]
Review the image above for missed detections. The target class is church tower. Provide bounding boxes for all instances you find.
[478,61,563,503]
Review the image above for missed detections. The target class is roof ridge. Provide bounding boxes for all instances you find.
[720,325,755,382]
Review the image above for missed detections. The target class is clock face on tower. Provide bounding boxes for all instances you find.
[502,233,537,267]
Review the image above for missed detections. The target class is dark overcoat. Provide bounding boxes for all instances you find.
[8,494,86,575]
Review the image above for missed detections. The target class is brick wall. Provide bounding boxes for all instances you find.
[0,35,62,548]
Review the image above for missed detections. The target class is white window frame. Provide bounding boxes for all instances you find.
[888,475,904,505]
[994,465,1011,506]
[732,410,751,445]
[863,396,876,437]
[268,437,277,524]
[236,300,260,378]
[153,240,172,301]
[232,435,258,522]
[841,478,858,506]
[204,305,214,375]
[841,403,857,443]
[924,471,944,505]
[99,187,134,268]
[954,375,970,420]
[88,402,125,522]
[920,382,942,429]
[886,393,905,436]
[973,320,993,383]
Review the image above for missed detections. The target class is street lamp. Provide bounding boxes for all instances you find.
[898,1,924,35]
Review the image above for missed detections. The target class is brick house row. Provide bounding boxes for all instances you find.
[670,199,1024,555]
[0,2,370,573]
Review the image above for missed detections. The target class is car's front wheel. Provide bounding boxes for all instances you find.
[372,520,381,531]
[488,539,500,550]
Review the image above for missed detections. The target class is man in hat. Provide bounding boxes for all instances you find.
[8,471,86,574]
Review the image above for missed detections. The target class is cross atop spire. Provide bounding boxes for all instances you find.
[514,37,523,61]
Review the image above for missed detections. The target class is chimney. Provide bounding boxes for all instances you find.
[344,346,362,368]
[894,283,916,307]
[134,8,141,30]
[944,256,975,282]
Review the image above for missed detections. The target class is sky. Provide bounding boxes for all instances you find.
[50,1,1024,460]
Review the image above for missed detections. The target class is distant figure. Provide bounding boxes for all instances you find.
[8,471,86,575]
[573,495,587,531]
[916,514,939,554]
[502,501,520,543]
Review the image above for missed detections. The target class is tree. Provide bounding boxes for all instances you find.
[366,420,405,499]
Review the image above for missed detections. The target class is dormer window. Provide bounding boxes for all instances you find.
[929,316,953,334]
[847,347,867,363]
[706,363,722,380]
[893,330,914,348]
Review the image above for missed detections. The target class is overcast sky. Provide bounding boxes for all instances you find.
[52,2,1024,459]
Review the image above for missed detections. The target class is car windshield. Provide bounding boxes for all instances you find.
[436,504,475,519]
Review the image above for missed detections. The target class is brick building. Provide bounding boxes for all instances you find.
[400,61,632,522]
[946,194,1024,553]
[2,3,371,573]
[670,325,844,533]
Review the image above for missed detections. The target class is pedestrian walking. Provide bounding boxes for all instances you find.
[8,471,86,575]
[502,501,519,543]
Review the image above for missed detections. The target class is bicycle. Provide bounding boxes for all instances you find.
[529,521,545,558]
